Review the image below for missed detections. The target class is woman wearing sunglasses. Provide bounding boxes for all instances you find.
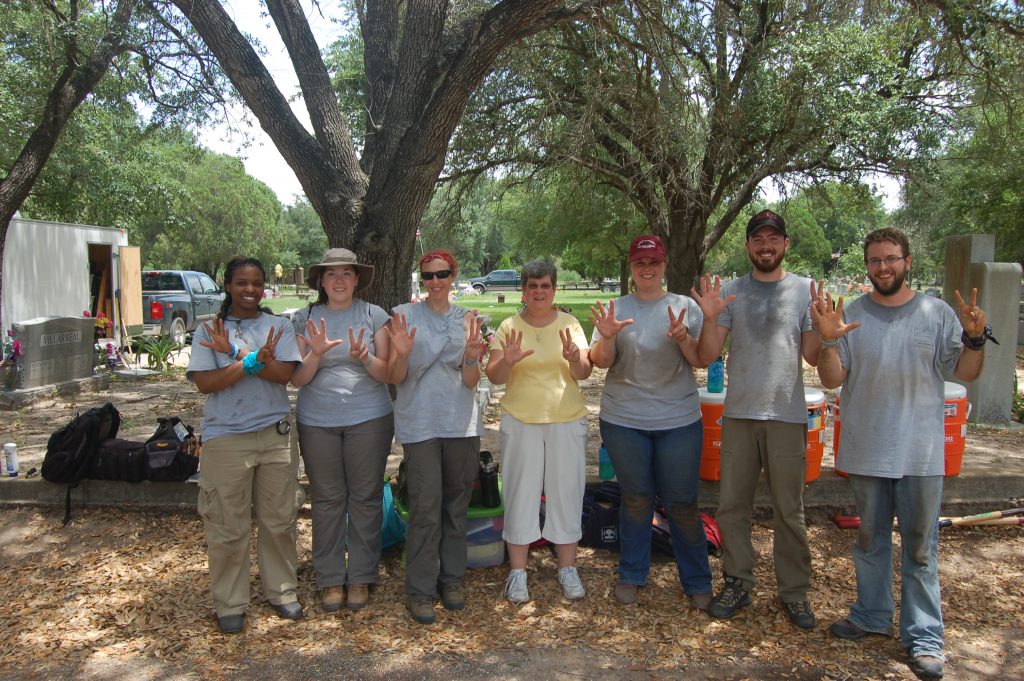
[387,250,486,624]
[187,256,304,634]
[290,248,394,613]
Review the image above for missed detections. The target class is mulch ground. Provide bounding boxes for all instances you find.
[0,507,1021,680]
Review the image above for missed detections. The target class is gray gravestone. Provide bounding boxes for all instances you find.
[11,317,95,389]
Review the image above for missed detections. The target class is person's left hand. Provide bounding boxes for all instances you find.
[953,288,987,338]
[349,327,371,365]
[256,324,284,364]
[560,327,581,364]
[666,305,689,343]
[464,313,485,363]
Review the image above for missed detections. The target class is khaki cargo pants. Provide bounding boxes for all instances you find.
[198,423,304,617]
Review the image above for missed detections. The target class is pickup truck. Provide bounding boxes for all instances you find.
[468,269,521,293]
[141,270,224,344]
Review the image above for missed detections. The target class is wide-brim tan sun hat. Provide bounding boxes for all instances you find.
[306,248,375,294]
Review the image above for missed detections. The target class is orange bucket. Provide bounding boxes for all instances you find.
[833,382,969,477]
[804,388,826,482]
[698,388,726,481]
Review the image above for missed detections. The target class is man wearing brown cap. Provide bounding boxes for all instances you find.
[691,210,820,629]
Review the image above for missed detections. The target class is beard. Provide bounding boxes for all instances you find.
[748,247,785,274]
[869,267,909,296]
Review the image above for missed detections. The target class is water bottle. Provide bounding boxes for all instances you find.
[707,356,725,393]
[598,443,615,480]
[3,443,19,477]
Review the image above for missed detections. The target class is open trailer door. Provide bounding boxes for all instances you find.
[117,245,143,342]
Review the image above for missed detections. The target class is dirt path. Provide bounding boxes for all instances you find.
[0,506,1021,680]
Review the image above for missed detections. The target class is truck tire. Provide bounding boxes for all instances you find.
[169,317,187,346]
[601,284,613,293]
[473,284,486,294]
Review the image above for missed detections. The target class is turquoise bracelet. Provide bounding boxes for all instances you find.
[242,351,266,376]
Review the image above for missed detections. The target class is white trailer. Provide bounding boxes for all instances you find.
[2,215,143,345]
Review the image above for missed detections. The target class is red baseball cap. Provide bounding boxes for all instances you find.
[629,235,666,263]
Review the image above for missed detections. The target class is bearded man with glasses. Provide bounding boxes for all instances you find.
[811,227,989,680]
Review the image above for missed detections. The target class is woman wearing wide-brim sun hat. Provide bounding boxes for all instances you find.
[290,247,395,613]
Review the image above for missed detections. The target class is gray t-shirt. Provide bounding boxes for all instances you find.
[718,272,813,424]
[593,293,703,430]
[291,300,393,428]
[186,312,302,442]
[837,293,963,477]
[392,302,483,444]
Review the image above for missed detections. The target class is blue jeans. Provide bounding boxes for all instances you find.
[847,474,944,659]
[599,419,711,595]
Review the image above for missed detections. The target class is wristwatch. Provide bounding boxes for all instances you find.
[961,325,999,351]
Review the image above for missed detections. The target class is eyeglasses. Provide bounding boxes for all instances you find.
[866,255,907,269]
[420,270,452,281]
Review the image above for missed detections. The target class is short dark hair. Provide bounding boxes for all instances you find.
[522,259,557,287]
[862,228,910,260]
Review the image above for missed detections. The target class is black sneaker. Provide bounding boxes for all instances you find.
[782,600,816,629]
[708,576,752,619]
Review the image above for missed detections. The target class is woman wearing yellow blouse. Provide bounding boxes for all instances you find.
[486,260,593,604]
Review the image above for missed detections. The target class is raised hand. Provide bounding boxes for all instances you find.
[690,274,736,320]
[256,324,285,364]
[559,327,582,364]
[348,327,371,364]
[666,305,690,342]
[464,313,485,362]
[301,317,344,357]
[589,299,634,339]
[385,312,417,357]
[809,280,860,341]
[500,329,535,366]
[953,288,987,339]
[199,318,232,354]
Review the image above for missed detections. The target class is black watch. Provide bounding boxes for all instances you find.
[961,325,999,351]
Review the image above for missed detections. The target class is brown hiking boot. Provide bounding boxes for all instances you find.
[440,582,466,611]
[346,583,370,610]
[321,586,344,613]
[407,596,436,624]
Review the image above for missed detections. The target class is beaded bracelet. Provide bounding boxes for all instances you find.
[819,336,839,348]
[242,351,266,376]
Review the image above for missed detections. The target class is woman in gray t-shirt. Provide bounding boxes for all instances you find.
[387,249,485,625]
[589,235,713,610]
[290,248,394,613]
[187,256,304,634]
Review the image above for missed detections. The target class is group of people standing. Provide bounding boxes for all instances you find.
[186,215,990,681]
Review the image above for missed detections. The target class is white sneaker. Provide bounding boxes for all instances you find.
[558,566,585,600]
[504,568,529,604]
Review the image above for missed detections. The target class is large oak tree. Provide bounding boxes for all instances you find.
[169,0,607,311]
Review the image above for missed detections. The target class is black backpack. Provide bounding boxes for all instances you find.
[42,402,121,524]
[91,438,148,483]
[144,417,199,482]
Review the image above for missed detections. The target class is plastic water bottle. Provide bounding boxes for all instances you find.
[3,443,19,477]
[598,444,615,480]
[707,356,725,393]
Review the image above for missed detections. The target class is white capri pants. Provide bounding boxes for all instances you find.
[500,413,587,545]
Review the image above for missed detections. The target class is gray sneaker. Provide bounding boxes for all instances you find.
[504,568,529,604]
[557,566,585,600]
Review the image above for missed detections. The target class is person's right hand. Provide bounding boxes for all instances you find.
[386,312,417,357]
[500,329,535,366]
[691,274,736,320]
[199,318,232,355]
[809,280,860,341]
[589,299,634,339]
[301,317,343,357]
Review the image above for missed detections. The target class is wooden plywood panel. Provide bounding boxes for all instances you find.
[117,246,143,335]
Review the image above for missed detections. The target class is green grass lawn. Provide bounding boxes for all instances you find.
[261,289,613,340]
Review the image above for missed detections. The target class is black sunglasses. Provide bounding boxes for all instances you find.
[420,270,452,281]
